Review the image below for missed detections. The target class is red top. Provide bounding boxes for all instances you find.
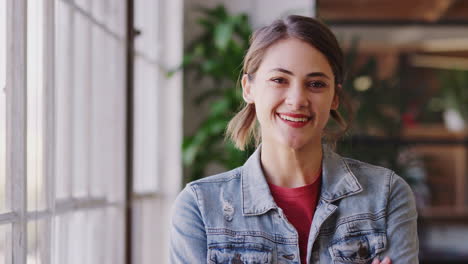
[268,173,321,264]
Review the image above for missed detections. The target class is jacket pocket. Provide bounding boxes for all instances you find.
[328,232,386,264]
[208,243,272,264]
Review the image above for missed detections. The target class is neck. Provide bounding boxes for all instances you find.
[260,141,323,188]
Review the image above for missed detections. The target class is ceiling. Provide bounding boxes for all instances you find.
[317,0,468,57]
[317,0,468,23]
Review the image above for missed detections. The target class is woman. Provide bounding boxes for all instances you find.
[170,15,418,264]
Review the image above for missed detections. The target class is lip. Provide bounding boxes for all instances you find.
[277,112,312,128]
[278,113,311,118]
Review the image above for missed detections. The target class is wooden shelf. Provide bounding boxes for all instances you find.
[403,124,468,222]
[419,206,468,222]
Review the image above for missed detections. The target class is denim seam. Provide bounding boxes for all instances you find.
[321,158,363,203]
[191,171,241,184]
[206,228,297,245]
[384,171,395,233]
[190,184,209,231]
[318,211,386,236]
[328,232,386,263]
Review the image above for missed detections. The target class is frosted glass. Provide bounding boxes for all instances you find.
[27,0,46,211]
[0,0,7,212]
[71,12,91,198]
[133,56,159,193]
[27,220,48,264]
[52,215,66,264]
[90,32,126,201]
[0,224,11,264]
[104,208,124,264]
[54,0,73,200]
[134,0,160,60]
[67,211,85,264]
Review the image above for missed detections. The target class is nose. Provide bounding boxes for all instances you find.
[285,84,308,109]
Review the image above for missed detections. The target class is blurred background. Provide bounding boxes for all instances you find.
[1,0,467,263]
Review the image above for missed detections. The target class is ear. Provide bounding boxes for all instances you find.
[242,74,254,104]
[331,84,341,110]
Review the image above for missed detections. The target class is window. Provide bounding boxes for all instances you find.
[2,0,182,263]
[131,0,182,262]
[53,0,126,263]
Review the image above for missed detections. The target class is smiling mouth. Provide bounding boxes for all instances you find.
[277,113,312,123]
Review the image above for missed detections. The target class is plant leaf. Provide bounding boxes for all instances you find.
[214,22,233,51]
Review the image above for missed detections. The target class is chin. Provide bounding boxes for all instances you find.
[280,137,311,151]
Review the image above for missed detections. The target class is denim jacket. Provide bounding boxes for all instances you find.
[170,146,419,263]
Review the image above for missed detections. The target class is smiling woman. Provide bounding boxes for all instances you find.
[170,15,418,264]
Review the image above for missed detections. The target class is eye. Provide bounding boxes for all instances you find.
[270,77,287,84]
[307,81,327,88]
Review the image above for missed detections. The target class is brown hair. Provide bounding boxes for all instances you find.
[226,15,353,150]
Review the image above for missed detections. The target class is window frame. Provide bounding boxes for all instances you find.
[2,0,183,263]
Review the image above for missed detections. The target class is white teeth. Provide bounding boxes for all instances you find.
[279,114,309,122]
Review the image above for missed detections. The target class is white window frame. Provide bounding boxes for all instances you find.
[3,0,183,263]
[130,0,183,262]
[6,1,28,263]
[4,0,128,263]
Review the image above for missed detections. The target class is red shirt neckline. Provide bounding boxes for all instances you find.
[268,178,320,198]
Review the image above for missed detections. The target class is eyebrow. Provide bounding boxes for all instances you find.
[269,68,331,80]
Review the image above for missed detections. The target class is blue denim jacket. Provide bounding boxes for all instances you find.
[170,146,419,263]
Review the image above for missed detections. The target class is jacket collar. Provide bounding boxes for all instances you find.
[241,147,277,216]
[240,145,363,216]
[319,145,363,202]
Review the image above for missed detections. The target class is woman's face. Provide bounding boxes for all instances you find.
[242,37,339,151]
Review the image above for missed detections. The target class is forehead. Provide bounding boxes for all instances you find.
[257,37,334,76]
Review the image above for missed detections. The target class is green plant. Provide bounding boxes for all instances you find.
[438,69,468,120]
[179,5,254,183]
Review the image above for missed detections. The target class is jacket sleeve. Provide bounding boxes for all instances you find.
[169,184,207,263]
[382,173,419,264]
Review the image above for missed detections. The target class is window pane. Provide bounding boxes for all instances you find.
[27,220,48,264]
[90,32,126,201]
[90,26,107,198]
[106,0,126,38]
[74,0,90,11]
[133,56,159,193]
[104,208,124,264]
[27,0,46,211]
[0,0,7,212]
[92,0,125,38]
[67,211,85,264]
[52,215,66,264]
[54,0,73,200]
[86,209,105,264]
[71,12,91,198]
[133,199,169,263]
[0,224,11,264]
[134,0,160,60]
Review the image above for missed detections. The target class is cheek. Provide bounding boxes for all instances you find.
[314,99,334,123]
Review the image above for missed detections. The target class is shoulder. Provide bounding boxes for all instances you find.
[340,155,414,203]
[174,167,242,210]
[342,156,394,178]
[341,156,398,187]
[188,167,242,186]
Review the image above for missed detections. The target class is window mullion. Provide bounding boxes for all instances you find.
[6,0,28,263]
